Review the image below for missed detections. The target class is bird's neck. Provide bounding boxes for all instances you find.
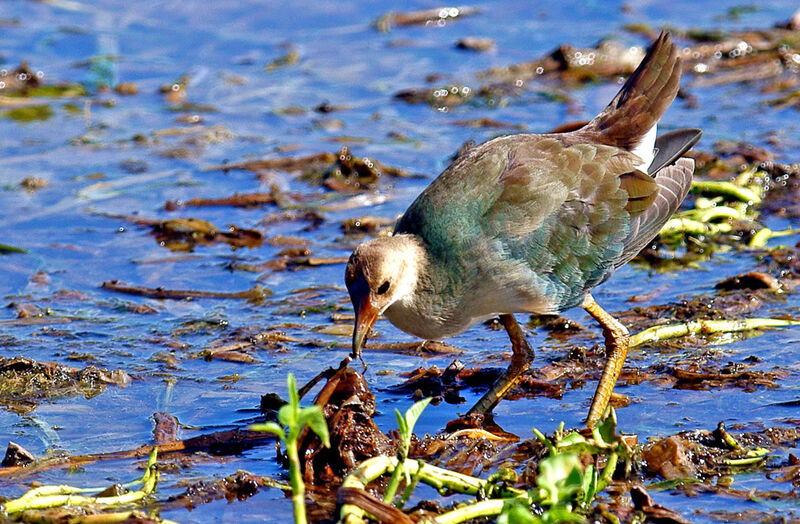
[384,234,474,339]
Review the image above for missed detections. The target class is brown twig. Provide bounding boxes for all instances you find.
[101,280,271,300]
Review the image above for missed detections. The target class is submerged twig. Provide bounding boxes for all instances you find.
[101,280,271,300]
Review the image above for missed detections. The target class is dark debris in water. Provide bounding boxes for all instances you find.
[304,146,410,192]
[375,6,480,32]
[618,292,766,328]
[0,356,130,414]
[395,16,800,111]
[200,328,300,363]
[643,361,788,391]
[300,367,394,483]
[165,470,265,510]
[390,360,565,407]
[0,62,86,99]
[1,441,35,467]
[99,213,264,251]
[205,146,413,192]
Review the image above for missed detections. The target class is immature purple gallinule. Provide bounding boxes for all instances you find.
[345,32,700,428]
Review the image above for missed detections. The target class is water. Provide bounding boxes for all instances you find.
[1,0,799,521]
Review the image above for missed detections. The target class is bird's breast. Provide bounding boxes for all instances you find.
[383,299,477,341]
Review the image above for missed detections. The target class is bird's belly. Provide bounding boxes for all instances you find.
[383,301,480,341]
[382,289,560,341]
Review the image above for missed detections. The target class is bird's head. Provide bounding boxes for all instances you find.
[344,234,423,358]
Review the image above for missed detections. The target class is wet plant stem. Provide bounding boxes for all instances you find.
[691,180,761,204]
[630,318,800,348]
[397,462,424,509]
[659,217,732,237]
[598,452,618,491]
[425,499,508,524]
[749,226,800,247]
[340,456,523,522]
[382,465,403,505]
[2,448,159,514]
[286,439,307,524]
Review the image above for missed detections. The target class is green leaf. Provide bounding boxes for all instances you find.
[578,463,597,508]
[0,243,27,254]
[592,407,618,448]
[298,406,330,448]
[278,403,294,428]
[278,374,301,431]
[497,498,541,524]
[395,409,408,439]
[540,505,586,524]
[537,453,584,506]
[251,422,286,441]
[558,432,588,447]
[287,374,300,411]
[403,397,431,436]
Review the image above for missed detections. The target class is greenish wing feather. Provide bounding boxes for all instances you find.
[480,137,643,309]
[395,135,648,311]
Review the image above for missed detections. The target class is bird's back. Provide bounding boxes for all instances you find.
[393,31,698,326]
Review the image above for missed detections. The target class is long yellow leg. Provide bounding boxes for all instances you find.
[583,293,629,428]
[467,314,535,416]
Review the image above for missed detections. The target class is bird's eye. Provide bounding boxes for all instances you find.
[377,281,390,295]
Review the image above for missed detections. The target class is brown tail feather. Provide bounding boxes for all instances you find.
[582,31,681,151]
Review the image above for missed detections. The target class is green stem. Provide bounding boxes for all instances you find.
[725,455,768,466]
[691,180,761,204]
[421,499,508,524]
[4,467,157,513]
[630,318,800,348]
[749,227,800,247]
[340,456,523,523]
[596,452,618,492]
[659,217,732,237]
[4,448,159,514]
[397,461,424,509]
[0,243,27,254]
[382,459,402,504]
[680,205,745,223]
[286,437,307,524]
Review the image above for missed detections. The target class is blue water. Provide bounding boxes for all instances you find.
[1,0,800,521]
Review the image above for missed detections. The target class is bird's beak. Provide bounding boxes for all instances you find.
[352,293,378,359]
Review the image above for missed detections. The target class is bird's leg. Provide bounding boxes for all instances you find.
[582,293,629,428]
[467,314,535,416]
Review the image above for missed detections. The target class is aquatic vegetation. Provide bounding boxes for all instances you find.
[251,374,330,524]
[2,448,163,519]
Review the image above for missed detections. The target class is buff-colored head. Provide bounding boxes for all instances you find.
[344,234,423,357]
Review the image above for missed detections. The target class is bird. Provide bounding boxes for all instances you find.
[344,31,700,428]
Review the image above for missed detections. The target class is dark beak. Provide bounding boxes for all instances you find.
[352,293,378,359]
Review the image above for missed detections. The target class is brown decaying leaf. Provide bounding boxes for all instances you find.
[97,212,263,251]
